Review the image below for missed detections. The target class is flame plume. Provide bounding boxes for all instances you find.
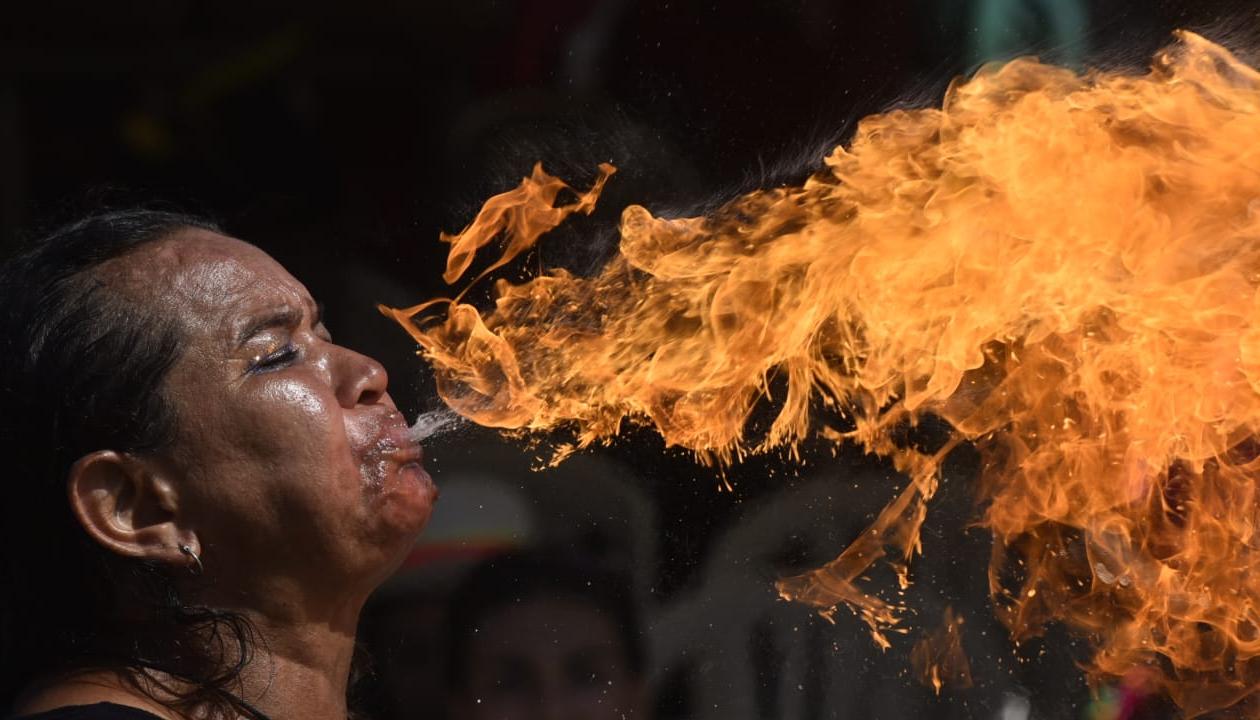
[383,32,1260,714]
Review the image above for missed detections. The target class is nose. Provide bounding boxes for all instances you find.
[330,345,389,408]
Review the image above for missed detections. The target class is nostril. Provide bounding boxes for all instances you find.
[359,385,385,406]
[356,362,388,406]
[335,347,390,408]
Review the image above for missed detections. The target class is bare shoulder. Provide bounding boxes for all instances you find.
[11,671,178,720]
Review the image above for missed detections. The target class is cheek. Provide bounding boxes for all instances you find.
[192,378,356,522]
[248,379,348,466]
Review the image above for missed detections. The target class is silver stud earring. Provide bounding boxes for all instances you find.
[179,544,203,575]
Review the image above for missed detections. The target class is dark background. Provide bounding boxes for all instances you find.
[1,2,1252,718]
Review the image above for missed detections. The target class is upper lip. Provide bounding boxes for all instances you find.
[387,443,424,465]
[377,411,425,465]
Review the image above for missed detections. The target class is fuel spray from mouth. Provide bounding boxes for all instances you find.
[383,31,1260,716]
[407,409,463,442]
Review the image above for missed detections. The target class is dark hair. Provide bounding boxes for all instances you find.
[0,208,269,719]
[445,551,645,689]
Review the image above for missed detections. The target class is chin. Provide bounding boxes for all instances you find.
[373,464,438,553]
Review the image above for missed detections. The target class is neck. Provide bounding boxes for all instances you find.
[186,561,377,720]
[14,580,371,720]
[234,604,361,720]
[10,604,363,720]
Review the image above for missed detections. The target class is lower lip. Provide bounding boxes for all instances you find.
[399,460,434,488]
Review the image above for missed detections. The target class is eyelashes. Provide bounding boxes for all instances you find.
[249,343,299,373]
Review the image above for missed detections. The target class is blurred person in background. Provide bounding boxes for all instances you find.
[446,552,648,720]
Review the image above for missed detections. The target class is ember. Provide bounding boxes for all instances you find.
[383,32,1260,716]
[911,607,972,695]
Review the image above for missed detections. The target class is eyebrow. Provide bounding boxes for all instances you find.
[233,300,323,348]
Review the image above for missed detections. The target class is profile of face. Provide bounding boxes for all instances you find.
[454,594,647,720]
[70,228,435,613]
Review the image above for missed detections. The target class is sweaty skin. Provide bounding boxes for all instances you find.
[144,230,436,610]
[16,229,435,720]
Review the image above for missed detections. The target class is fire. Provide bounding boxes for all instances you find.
[911,607,972,695]
[383,32,1260,715]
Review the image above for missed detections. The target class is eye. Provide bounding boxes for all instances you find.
[250,343,299,373]
[314,302,333,342]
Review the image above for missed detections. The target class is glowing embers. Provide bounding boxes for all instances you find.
[384,31,1260,716]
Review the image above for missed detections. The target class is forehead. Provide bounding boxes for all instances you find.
[105,229,309,332]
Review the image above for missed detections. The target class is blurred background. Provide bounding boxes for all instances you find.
[0,1,1251,718]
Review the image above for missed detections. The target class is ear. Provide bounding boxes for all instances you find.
[66,450,196,570]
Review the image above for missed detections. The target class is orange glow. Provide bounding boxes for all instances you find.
[383,32,1260,715]
[911,607,972,695]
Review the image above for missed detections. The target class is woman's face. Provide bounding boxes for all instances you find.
[115,229,435,607]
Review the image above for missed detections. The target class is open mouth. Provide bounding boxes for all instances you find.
[356,409,434,491]
[385,443,425,468]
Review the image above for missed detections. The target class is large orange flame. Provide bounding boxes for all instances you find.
[383,32,1260,715]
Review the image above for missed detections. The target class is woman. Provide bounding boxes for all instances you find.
[0,209,437,719]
